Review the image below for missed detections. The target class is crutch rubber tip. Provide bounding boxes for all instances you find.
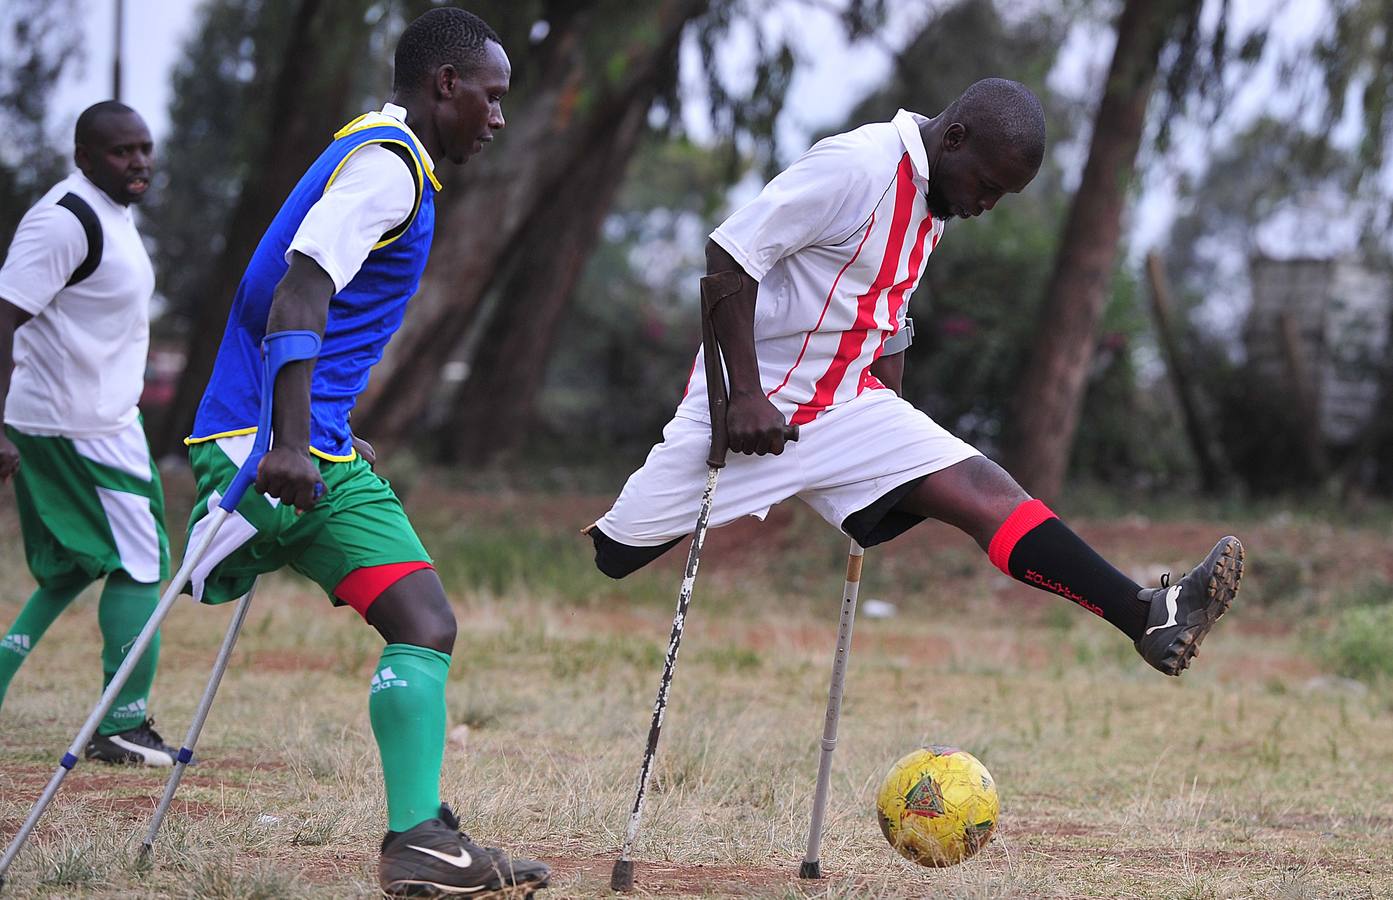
[799,860,823,879]
[610,858,635,892]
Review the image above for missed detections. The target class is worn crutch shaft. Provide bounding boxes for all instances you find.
[137,580,259,865]
[0,330,323,894]
[610,465,721,892]
[800,540,865,879]
[0,507,231,890]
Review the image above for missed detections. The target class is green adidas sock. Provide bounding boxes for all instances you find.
[96,571,161,736]
[369,643,451,832]
[0,579,89,713]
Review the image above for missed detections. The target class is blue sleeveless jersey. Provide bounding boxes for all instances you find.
[189,115,439,460]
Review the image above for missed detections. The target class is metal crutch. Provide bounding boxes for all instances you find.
[136,578,258,865]
[0,329,321,892]
[800,539,865,879]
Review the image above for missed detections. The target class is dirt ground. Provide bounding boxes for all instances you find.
[2,485,1392,898]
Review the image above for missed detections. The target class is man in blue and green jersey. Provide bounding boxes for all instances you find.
[183,9,548,898]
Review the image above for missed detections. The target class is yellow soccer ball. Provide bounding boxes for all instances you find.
[875,745,999,867]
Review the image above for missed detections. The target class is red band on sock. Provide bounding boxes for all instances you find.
[986,499,1058,575]
[335,561,434,617]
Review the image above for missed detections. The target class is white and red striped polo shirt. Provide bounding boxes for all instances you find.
[678,108,945,426]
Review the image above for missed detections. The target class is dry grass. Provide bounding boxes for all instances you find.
[2,481,1392,898]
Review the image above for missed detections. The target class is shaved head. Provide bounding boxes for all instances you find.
[75,100,138,147]
[942,78,1046,171]
[73,101,153,205]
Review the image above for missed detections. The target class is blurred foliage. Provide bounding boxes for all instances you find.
[1317,0,1393,175]
[1151,0,1393,497]
[537,136,727,465]
[534,0,1192,478]
[842,0,1182,480]
[31,0,1387,494]
[0,0,81,251]
[141,0,277,333]
[143,0,389,338]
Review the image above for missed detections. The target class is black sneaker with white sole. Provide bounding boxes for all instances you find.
[85,717,176,767]
[379,805,549,898]
[1134,536,1244,676]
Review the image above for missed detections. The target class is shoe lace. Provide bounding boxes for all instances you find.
[1159,572,1171,589]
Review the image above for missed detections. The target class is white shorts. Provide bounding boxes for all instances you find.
[595,389,981,547]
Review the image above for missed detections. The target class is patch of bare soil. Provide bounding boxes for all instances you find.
[550,855,805,897]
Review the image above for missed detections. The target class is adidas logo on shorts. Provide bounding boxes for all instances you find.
[370,666,409,694]
[110,698,148,721]
[0,633,32,657]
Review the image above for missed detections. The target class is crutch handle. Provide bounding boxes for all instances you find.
[219,330,322,511]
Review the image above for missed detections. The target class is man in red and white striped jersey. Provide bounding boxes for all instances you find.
[587,78,1242,677]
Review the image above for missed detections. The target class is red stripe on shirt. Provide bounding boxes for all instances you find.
[886,216,935,332]
[765,211,878,402]
[866,214,936,364]
[790,154,916,426]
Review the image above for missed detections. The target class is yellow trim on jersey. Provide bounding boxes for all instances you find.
[333,114,442,191]
[309,445,357,463]
[323,138,426,250]
[184,427,358,463]
[185,427,258,446]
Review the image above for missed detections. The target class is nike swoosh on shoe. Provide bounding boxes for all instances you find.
[407,844,474,868]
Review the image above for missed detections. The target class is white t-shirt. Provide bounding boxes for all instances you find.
[0,172,156,437]
[287,103,427,293]
[682,109,946,427]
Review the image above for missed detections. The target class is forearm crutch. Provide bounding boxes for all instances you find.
[136,577,259,866]
[609,274,734,893]
[610,272,799,892]
[0,330,321,892]
[799,539,865,879]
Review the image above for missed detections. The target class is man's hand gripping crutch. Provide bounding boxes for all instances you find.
[609,267,798,892]
[0,329,322,891]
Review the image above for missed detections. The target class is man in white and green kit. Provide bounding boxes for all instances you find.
[0,101,176,766]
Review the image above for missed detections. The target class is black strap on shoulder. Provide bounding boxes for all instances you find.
[55,193,102,287]
[376,142,424,245]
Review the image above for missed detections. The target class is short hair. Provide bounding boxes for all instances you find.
[944,78,1046,170]
[393,7,501,94]
[75,100,137,146]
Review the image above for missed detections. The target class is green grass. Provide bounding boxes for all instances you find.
[2,480,1393,897]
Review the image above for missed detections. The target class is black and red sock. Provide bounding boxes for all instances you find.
[986,499,1147,640]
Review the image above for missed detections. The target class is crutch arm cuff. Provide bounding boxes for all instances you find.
[699,269,743,314]
[218,330,325,512]
[261,329,322,373]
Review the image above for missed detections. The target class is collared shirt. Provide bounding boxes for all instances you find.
[287,103,430,292]
[0,171,156,437]
[686,109,945,427]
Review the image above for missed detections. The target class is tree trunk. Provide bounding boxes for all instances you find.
[354,0,706,446]
[151,0,374,456]
[1001,0,1200,499]
[440,91,653,464]
[1144,251,1220,489]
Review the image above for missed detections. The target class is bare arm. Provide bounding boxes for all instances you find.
[0,299,32,482]
[868,350,904,396]
[254,252,334,511]
[704,240,793,455]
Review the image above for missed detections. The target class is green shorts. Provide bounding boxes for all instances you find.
[7,422,169,587]
[185,436,430,606]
